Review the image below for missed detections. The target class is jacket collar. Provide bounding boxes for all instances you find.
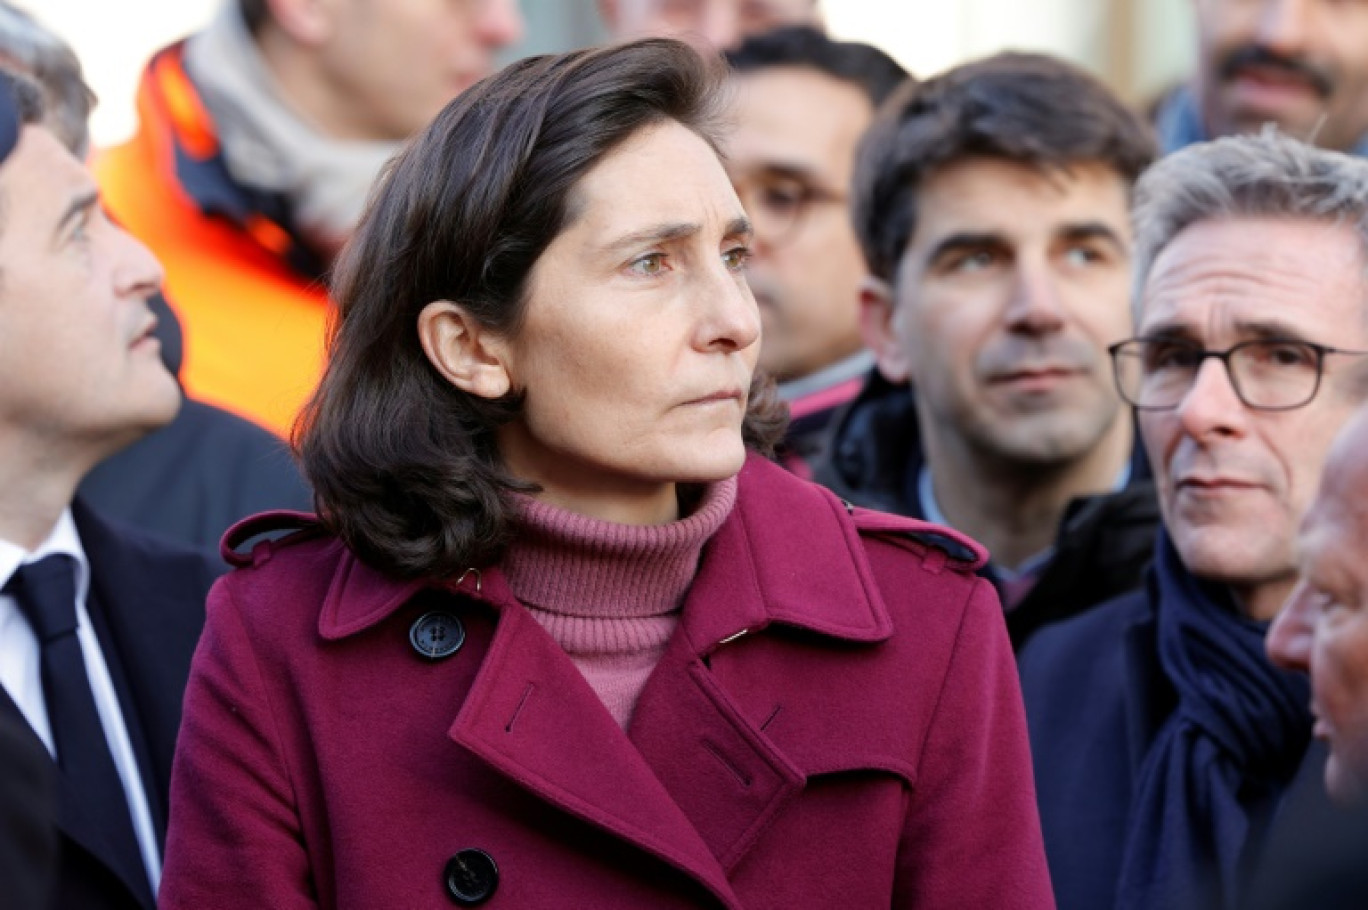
[816,369,923,515]
[283,457,892,906]
[139,42,328,281]
[313,454,893,646]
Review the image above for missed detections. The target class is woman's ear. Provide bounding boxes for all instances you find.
[417,301,512,400]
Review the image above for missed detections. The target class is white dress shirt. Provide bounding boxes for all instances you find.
[0,508,161,893]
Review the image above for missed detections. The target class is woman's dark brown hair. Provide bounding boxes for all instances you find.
[296,38,786,580]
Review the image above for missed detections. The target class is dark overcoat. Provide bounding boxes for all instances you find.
[0,502,218,910]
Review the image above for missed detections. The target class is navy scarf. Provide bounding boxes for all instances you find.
[1115,534,1311,910]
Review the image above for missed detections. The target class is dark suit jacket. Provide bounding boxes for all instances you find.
[0,501,218,910]
[1245,740,1368,910]
[0,709,56,910]
[80,397,312,553]
[1020,575,1315,910]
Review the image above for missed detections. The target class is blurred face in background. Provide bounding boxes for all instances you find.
[597,0,820,51]
[278,0,525,141]
[1191,0,1368,151]
[724,65,871,383]
[865,157,1133,469]
[1268,407,1368,804]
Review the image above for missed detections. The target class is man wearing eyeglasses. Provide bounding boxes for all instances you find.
[816,53,1160,648]
[1019,131,1368,910]
[722,27,906,476]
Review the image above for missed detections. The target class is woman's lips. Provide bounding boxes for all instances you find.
[684,389,743,407]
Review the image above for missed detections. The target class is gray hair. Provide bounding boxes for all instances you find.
[0,3,92,157]
[1131,129,1368,320]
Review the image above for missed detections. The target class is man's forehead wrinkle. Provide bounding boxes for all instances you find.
[1145,251,1359,309]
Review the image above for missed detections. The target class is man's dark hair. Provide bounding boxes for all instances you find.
[0,2,92,156]
[725,25,908,107]
[296,38,786,581]
[0,67,43,126]
[853,51,1157,283]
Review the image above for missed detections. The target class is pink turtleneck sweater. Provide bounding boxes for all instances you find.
[501,478,737,729]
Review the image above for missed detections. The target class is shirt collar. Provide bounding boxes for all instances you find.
[776,349,876,403]
[0,508,90,606]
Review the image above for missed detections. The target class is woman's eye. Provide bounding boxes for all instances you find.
[722,246,752,272]
[627,253,667,277]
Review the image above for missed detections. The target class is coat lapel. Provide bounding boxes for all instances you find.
[0,602,156,909]
[631,456,893,873]
[75,501,212,836]
[315,456,895,901]
[446,572,745,909]
[316,556,743,906]
[1120,582,1173,781]
[61,503,213,909]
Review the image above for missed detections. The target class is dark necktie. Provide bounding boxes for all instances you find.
[7,555,147,890]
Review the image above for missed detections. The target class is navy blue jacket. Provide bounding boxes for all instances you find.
[1018,587,1166,910]
[1020,555,1313,910]
[815,371,1159,649]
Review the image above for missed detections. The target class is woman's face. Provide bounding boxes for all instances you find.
[497,120,761,524]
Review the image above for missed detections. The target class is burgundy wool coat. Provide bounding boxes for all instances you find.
[159,455,1053,909]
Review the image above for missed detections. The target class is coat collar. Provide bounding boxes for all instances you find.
[312,454,894,646]
[272,457,895,907]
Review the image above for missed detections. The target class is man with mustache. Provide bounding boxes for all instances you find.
[598,0,822,51]
[1019,131,1368,910]
[1158,0,1368,153]
[721,27,906,477]
[816,52,1159,649]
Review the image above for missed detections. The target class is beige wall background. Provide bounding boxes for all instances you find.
[18,0,1196,148]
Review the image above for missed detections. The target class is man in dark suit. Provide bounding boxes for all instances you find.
[1020,131,1368,910]
[815,53,1160,650]
[0,72,218,909]
[0,1,312,553]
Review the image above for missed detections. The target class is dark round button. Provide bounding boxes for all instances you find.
[444,849,498,905]
[409,611,465,660]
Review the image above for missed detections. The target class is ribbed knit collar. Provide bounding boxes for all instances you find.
[501,479,736,653]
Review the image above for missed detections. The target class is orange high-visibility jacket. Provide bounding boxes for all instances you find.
[96,43,330,440]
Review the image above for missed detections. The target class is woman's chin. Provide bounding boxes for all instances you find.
[666,443,748,486]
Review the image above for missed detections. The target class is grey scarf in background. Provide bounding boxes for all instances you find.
[183,4,400,257]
